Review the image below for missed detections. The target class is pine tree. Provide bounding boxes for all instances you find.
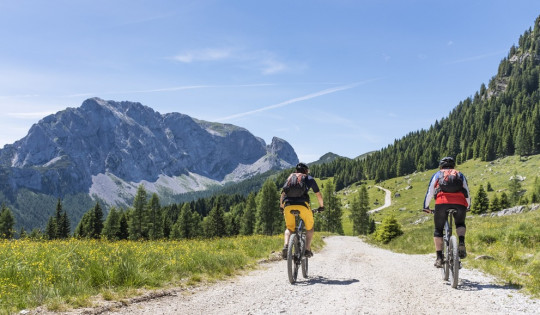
[0,204,15,239]
[147,193,163,240]
[349,185,370,235]
[129,185,147,240]
[375,215,403,244]
[500,192,511,209]
[58,211,71,238]
[54,199,63,238]
[320,179,344,234]
[472,185,489,214]
[240,193,256,235]
[254,179,281,235]
[205,205,226,238]
[508,172,523,206]
[174,203,194,239]
[45,216,57,240]
[489,194,502,212]
[162,214,172,239]
[90,202,104,239]
[190,211,202,238]
[102,207,121,240]
[119,212,129,240]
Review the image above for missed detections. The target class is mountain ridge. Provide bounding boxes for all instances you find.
[0,98,298,229]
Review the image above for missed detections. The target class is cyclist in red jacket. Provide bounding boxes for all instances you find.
[423,157,471,268]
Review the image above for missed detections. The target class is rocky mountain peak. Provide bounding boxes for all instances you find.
[0,98,299,211]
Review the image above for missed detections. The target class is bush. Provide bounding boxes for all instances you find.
[375,215,403,244]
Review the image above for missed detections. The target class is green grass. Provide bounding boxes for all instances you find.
[355,155,540,297]
[0,235,326,314]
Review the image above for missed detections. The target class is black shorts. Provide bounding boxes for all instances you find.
[433,204,467,237]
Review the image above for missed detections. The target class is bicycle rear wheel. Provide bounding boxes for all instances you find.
[449,235,460,288]
[301,234,308,278]
[287,234,300,284]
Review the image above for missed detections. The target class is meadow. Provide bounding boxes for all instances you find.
[0,234,326,314]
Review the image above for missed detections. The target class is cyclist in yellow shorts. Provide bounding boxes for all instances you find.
[280,163,324,259]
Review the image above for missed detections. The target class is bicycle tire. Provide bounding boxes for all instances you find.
[442,235,450,281]
[287,234,300,284]
[301,234,308,278]
[449,235,459,288]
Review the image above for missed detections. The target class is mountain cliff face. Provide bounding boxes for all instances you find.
[0,98,298,209]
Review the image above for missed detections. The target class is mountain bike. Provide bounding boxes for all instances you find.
[287,207,322,284]
[424,208,461,288]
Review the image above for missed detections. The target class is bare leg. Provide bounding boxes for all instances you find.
[305,229,314,250]
[456,226,466,237]
[434,236,443,251]
[284,229,291,246]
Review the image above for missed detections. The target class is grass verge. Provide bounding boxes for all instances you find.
[0,234,326,313]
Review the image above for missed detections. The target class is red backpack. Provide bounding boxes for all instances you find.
[435,169,463,194]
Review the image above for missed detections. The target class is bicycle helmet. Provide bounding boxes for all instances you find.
[439,156,455,169]
[295,162,309,174]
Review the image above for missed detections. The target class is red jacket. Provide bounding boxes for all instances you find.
[423,169,471,209]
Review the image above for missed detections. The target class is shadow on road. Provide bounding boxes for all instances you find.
[298,276,359,286]
[458,278,523,292]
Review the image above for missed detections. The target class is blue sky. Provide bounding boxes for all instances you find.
[1,1,539,163]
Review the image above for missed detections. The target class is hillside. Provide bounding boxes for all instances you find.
[335,155,540,296]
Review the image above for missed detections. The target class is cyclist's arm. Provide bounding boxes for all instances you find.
[423,173,438,209]
[315,191,324,208]
[461,174,472,209]
[280,192,286,209]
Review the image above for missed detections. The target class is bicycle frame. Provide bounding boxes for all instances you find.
[287,209,308,284]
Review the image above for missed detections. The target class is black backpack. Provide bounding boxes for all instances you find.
[436,169,464,193]
[283,172,308,198]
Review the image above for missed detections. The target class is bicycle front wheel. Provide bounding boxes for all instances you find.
[287,234,300,284]
[301,234,308,278]
[449,235,460,288]
[442,238,450,281]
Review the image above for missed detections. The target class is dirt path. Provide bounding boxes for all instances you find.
[369,185,391,213]
[89,236,538,315]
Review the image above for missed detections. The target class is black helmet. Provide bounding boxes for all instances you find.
[439,156,455,169]
[296,162,309,174]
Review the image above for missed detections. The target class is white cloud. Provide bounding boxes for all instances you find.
[172,47,291,75]
[173,48,234,63]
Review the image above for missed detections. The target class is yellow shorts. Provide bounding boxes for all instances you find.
[283,202,314,231]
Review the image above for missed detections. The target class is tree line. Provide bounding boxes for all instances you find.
[0,175,356,240]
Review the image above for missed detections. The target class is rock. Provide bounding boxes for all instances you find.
[413,217,429,225]
[475,255,495,260]
[510,175,526,181]
[394,193,401,198]
[405,185,412,190]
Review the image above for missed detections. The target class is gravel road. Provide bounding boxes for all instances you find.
[90,236,538,315]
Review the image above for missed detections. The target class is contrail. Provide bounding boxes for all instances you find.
[215,81,374,122]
